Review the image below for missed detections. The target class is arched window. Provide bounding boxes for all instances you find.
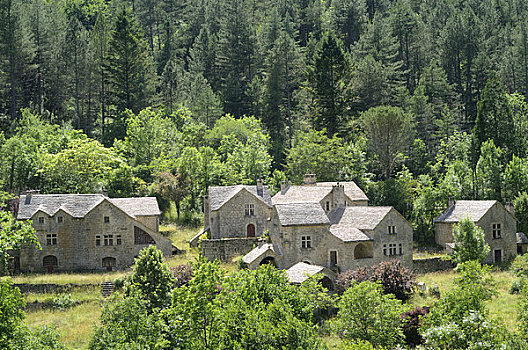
[43,255,58,273]
[102,257,117,271]
[259,257,277,267]
[247,224,256,237]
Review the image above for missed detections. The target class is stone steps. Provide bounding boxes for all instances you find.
[101,281,115,297]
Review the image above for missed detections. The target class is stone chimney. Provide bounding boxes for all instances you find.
[280,180,290,194]
[24,190,40,205]
[256,178,263,196]
[332,183,346,209]
[303,173,316,185]
[505,202,515,216]
[447,196,455,209]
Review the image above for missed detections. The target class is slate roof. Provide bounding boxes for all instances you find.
[209,185,272,211]
[272,181,368,205]
[517,232,528,245]
[17,194,160,220]
[275,203,330,226]
[286,262,326,284]
[329,225,373,242]
[434,200,497,223]
[242,243,276,265]
[328,206,393,230]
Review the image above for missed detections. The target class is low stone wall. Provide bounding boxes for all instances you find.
[13,283,98,294]
[412,257,454,274]
[202,238,259,262]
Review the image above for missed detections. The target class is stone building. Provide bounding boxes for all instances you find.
[17,193,172,272]
[434,200,517,263]
[242,177,413,277]
[199,180,272,261]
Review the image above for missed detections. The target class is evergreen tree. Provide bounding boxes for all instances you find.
[305,31,352,137]
[105,7,152,115]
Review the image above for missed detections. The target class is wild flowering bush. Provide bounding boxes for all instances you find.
[171,264,193,288]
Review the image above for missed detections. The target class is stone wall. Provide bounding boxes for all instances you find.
[412,257,454,274]
[202,238,259,262]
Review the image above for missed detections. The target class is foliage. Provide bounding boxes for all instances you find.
[126,245,174,310]
[510,254,528,279]
[11,325,66,350]
[401,306,429,347]
[332,281,405,348]
[513,192,528,234]
[519,282,528,338]
[52,293,77,310]
[451,216,490,265]
[0,279,25,348]
[336,260,415,301]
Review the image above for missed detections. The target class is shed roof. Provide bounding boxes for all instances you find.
[17,194,160,220]
[517,232,528,245]
[329,225,373,242]
[242,243,276,265]
[272,181,368,205]
[286,262,327,284]
[209,185,272,211]
[275,203,330,226]
[328,206,393,230]
[434,200,497,223]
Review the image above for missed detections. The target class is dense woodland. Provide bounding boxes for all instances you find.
[3,0,528,244]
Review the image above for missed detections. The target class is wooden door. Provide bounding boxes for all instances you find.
[494,249,502,263]
[247,224,255,237]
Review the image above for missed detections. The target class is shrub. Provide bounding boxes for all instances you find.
[452,216,490,265]
[332,281,405,348]
[370,260,415,301]
[511,254,528,278]
[0,278,25,348]
[171,264,193,288]
[52,293,77,310]
[113,276,127,290]
[336,266,370,293]
[510,278,526,294]
[401,306,429,347]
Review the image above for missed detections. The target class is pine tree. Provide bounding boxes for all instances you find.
[105,7,152,115]
[305,31,352,137]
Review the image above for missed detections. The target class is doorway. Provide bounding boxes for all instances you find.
[247,224,255,238]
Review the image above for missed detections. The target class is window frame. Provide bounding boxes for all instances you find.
[492,223,502,239]
[104,234,114,246]
[57,216,63,224]
[116,235,122,245]
[244,203,255,216]
[38,217,45,225]
[95,235,101,246]
[388,225,397,235]
[104,216,110,224]
[46,233,57,246]
[301,235,312,249]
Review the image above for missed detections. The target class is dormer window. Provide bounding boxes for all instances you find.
[492,223,501,239]
[57,216,63,224]
[104,216,110,224]
[388,226,397,235]
[38,217,45,224]
[245,204,255,216]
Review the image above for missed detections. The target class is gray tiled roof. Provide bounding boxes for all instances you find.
[242,243,275,264]
[109,197,161,216]
[275,203,330,226]
[517,232,528,244]
[328,206,393,230]
[272,181,368,205]
[434,200,497,223]
[329,225,373,242]
[209,185,272,211]
[286,262,325,284]
[17,194,160,219]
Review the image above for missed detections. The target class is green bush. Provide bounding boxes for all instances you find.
[52,293,77,310]
[511,254,528,278]
[510,278,526,294]
[451,216,490,265]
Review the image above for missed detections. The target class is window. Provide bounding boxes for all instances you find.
[330,250,338,266]
[104,234,113,246]
[325,201,330,211]
[244,204,255,216]
[57,216,63,224]
[301,236,312,249]
[95,235,101,246]
[38,217,45,224]
[492,223,501,239]
[104,216,110,223]
[388,225,397,234]
[134,226,156,245]
[116,235,122,245]
[46,234,57,245]
[383,243,402,256]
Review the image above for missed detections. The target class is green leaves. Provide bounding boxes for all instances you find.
[451,217,490,265]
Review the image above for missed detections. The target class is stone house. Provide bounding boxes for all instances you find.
[199,180,272,261]
[434,200,517,264]
[242,178,413,276]
[17,193,172,272]
[517,232,528,255]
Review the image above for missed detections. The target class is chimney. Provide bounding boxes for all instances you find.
[303,173,316,185]
[448,196,455,209]
[280,180,290,194]
[332,183,346,209]
[24,189,40,205]
[256,178,263,196]
[505,202,515,216]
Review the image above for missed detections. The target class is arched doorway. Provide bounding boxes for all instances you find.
[102,257,117,271]
[259,256,277,267]
[43,255,58,273]
[247,224,256,238]
[354,243,373,259]
[320,276,334,291]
